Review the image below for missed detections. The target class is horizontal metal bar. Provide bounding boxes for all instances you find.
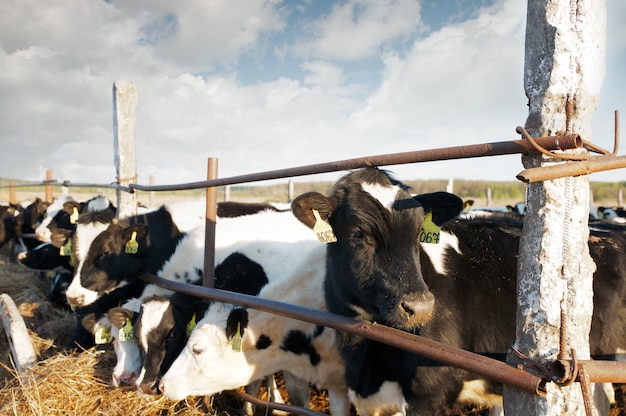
[140,273,547,397]
[130,136,582,192]
[578,360,626,383]
[225,390,326,416]
[517,155,626,183]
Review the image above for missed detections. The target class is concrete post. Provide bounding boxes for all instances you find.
[113,81,138,218]
[504,1,606,415]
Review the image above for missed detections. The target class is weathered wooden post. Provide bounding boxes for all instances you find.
[112,81,138,218]
[203,158,218,290]
[504,1,607,415]
[45,169,53,202]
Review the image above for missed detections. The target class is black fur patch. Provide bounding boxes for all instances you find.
[256,334,272,350]
[280,330,320,366]
[226,308,248,340]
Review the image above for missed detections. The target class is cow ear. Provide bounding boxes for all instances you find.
[50,229,72,249]
[107,307,135,329]
[225,308,248,340]
[81,313,98,333]
[122,224,148,254]
[291,192,334,229]
[413,192,464,226]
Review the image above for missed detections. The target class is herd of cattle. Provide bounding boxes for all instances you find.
[1,167,625,416]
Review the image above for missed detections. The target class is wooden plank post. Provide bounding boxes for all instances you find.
[45,169,53,202]
[112,81,138,218]
[203,158,218,290]
[504,1,607,415]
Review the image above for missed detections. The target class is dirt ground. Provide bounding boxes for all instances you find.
[0,243,623,416]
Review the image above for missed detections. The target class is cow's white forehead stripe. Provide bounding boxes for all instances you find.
[139,300,170,351]
[361,182,401,210]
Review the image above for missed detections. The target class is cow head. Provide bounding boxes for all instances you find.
[135,294,207,395]
[292,168,463,330]
[35,195,79,242]
[107,307,142,387]
[66,221,149,306]
[66,205,184,307]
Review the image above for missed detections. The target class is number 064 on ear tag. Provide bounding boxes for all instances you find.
[419,211,440,244]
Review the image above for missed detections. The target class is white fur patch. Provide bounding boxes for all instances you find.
[86,196,112,212]
[361,182,401,210]
[349,381,407,416]
[419,230,460,275]
[455,380,502,413]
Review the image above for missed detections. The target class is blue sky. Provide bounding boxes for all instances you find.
[1,0,624,188]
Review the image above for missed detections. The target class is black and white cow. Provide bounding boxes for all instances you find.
[65,206,315,308]
[159,242,351,416]
[0,198,49,253]
[289,167,625,414]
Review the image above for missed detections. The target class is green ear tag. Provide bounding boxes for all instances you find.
[125,231,139,254]
[69,253,76,267]
[312,209,337,243]
[70,207,80,224]
[118,318,135,342]
[60,239,72,256]
[186,313,197,337]
[95,326,112,344]
[231,322,242,352]
[419,211,441,244]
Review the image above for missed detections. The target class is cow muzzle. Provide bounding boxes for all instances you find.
[397,291,435,328]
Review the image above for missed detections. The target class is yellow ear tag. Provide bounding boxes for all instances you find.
[118,318,135,342]
[69,253,76,267]
[60,239,72,256]
[125,231,139,254]
[231,322,243,352]
[186,313,197,337]
[95,326,113,344]
[312,209,337,243]
[419,211,441,244]
[70,207,80,224]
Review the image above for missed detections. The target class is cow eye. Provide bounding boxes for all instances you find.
[350,228,365,241]
[167,330,177,340]
[191,344,205,355]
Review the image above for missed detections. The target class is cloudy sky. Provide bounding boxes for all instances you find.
[1,0,624,189]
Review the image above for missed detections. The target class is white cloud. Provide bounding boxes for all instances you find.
[0,0,624,189]
[293,0,425,60]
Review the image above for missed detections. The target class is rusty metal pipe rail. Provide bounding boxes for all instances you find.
[130,135,581,192]
[140,273,547,396]
[225,390,326,416]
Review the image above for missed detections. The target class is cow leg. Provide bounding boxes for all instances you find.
[242,379,263,416]
[282,371,310,407]
[327,386,350,416]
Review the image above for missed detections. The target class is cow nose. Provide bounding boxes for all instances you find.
[138,382,159,395]
[400,291,435,325]
[66,293,84,306]
[115,372,138,387]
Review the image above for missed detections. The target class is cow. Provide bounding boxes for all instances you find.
[158,242,351,416]
[65,206,316,308]
[0,198,49,254]
[290,168,625,414]
[17,241,72,272]
[103,230,316,385]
